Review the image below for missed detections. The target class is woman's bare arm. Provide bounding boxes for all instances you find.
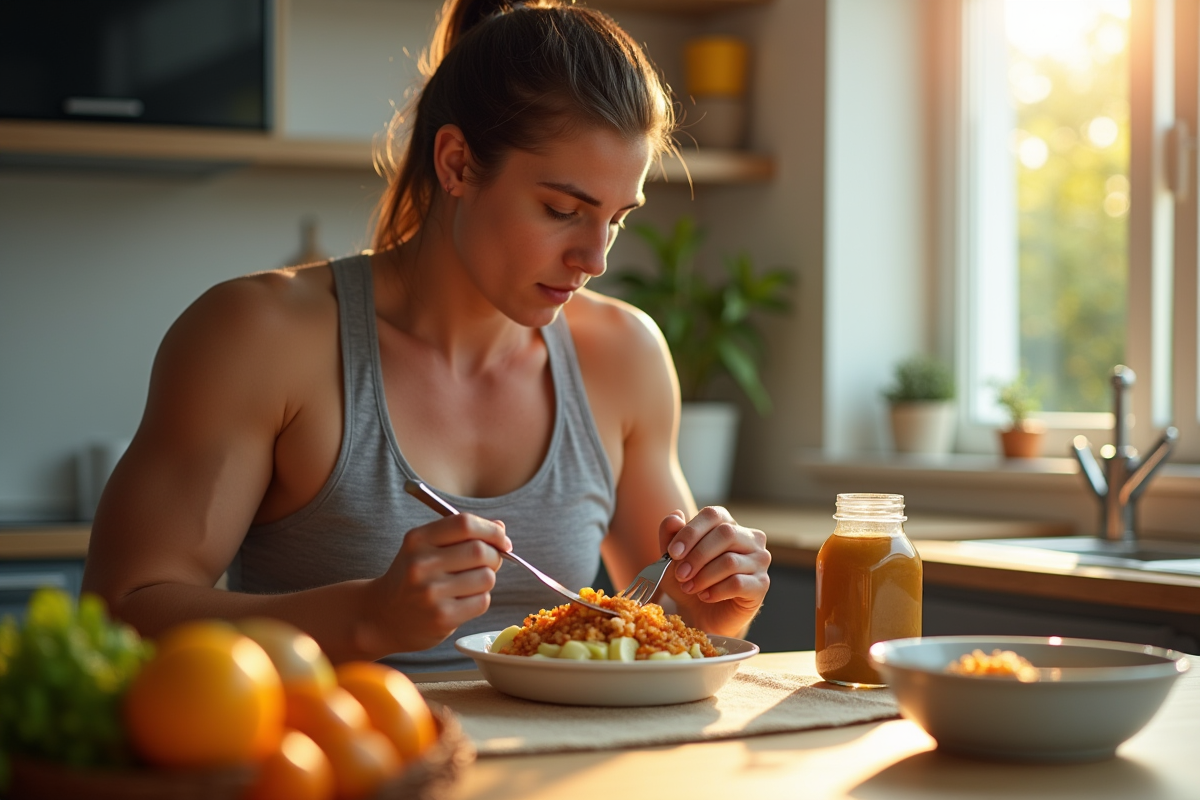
[570,293,770,637]
[81,271,510,661]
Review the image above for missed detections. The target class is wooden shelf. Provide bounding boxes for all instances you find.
[0,119,775,184]
[654,148,774,184]
[0,120,373,171]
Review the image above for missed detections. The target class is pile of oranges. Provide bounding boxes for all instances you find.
[122,618,437,800]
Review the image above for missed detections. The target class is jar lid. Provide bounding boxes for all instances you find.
[833,493,907,522]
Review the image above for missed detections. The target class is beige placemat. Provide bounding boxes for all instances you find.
[416,666,898,756]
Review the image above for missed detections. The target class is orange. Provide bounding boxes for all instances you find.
[236,617,337,697]
[336,661,437,762]
[285,686,370,744]
[124,622,285,768]
[153,618,241,655]
[244,729,335,800]
[283,686,401,800]
[321,728,402,800]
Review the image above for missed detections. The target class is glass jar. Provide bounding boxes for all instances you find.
[815,493,922,687]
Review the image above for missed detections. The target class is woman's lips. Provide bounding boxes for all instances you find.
[538,283,579,304]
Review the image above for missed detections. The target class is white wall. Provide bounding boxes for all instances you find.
[0,0,712,521]
[684,0,829,503]
[822,0,929,456]
[6,0,938,519]
[280,0,438,139]
[0,167,386,520]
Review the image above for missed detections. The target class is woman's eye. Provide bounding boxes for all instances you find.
[545,205,575,221]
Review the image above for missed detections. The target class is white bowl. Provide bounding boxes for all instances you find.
[455,631,758,706]
[869,635,1191,762]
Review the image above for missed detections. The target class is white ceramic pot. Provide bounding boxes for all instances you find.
[888,401,956,455]
[678,402,741,505]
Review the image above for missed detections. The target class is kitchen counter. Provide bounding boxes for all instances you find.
[729,504,1200,616]
[0,525,90,559]
[6,509,1200,616]
[414,649,1200,800]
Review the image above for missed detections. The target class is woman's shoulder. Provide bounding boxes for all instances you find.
[563,288,668,366]
[562,288,676,418]
[151,263,339,397]
[178,263,337,342]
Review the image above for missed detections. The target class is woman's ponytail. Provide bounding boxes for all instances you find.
[425,0,513,75]
[371,0,675,252]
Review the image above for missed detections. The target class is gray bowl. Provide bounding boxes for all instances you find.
[869,636,1190,762]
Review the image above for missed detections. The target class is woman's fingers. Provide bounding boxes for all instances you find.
[681,551,771,604]
[664,507,770,606]
[419,513,511,552]
[657,510,686,555]
[372,512,511,650]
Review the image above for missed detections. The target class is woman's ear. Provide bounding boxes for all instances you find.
[433,124,470,196]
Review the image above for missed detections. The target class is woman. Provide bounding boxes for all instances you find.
[82,0,771,671]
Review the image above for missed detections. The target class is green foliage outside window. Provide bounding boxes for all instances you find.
[1011,4,1128,412]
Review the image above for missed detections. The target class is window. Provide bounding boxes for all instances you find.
[956,0,1200,460]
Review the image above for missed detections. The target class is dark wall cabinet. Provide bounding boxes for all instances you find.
[0,559,85,621]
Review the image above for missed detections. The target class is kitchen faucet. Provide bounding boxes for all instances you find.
[1071,365,1178,542]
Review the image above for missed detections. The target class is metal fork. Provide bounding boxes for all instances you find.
[617,553,672,606]
[403,480,618,617]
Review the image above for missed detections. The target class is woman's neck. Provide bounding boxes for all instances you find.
[372,216,537,375]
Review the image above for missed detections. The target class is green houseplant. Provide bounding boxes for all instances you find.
[884,356,956,454]
[614,217,793,414]
[614,217,792,502]
[993,373,1045,458]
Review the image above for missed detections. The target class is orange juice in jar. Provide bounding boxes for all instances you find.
[815,493,921,687]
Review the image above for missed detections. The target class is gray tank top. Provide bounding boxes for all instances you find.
[227,254,617,672]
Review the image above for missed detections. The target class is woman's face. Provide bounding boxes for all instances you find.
[451,126,652,327]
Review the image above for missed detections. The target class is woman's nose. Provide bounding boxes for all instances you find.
[567,223,610,277]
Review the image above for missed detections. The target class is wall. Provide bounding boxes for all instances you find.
[0,0,726,521]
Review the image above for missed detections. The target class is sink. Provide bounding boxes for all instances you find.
[966,537,1200,576]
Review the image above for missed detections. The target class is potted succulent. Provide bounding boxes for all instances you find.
[884,356,956,454]
[994,373,1045,458]
[614,217,792,504]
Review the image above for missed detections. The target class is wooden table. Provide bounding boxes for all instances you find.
[413,650,1200,800]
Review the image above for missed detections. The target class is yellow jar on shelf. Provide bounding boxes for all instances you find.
[685,36,749,97]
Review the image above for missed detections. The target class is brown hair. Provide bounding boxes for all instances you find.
[371,0,676,252]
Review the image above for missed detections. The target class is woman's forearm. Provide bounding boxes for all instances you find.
[108,578,396,664]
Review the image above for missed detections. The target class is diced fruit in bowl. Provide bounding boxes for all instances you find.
[490,625,520,653]
[559,640,592,660]
[123,620,285,768]
[609,637,637,662]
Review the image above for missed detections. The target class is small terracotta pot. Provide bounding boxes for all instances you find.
[999,422,1046,458]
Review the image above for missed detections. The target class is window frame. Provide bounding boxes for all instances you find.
[950,0,1198,463]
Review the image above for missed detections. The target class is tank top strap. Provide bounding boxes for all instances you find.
[543,312,617,499]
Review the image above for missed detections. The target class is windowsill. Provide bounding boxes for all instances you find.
[796,449,1200,499]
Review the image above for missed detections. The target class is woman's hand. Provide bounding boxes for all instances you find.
[658,507,770,637]
[367,514,511,653]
